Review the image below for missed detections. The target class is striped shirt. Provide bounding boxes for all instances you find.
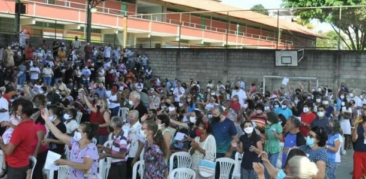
[111,131,130,163]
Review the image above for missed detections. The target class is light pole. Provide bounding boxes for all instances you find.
[86,0,104,43]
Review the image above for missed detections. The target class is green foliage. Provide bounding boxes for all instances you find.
[316,31,346,49]
[250,4,269,15]
[282,0,366,50]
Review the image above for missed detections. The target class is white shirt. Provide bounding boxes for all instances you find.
[104,46,112,58]
[348,96,362,107]
[72,40,81,49]
[231,89,247,107]
[42,68,53,77]
[173,87,185,102]
[135,83,143,92]
[29,67,40,80]
[141,56,148,66]
[64,120,79,134]
[124,121,143,158]
[0,97,9,122]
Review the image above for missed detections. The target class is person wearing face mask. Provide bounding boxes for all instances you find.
[108,84,121,117]
[264,112,283,178]
[95,82,107,98]
[351,116,366,179]
[64,108,79,136]
[310,106,331,134]
[186,94,197,113]
[325,120,342,179]
[275,100,293,121]
[211,105,238,179]
[336,92,346,111]
[156,114,172,156]
[228,110,243,137]
[298,126,329,179]
[141,120,169,179]
[322,97,335,118]
[299,102,316,137]
[230,95,241,114]
[338,99,353,150]
[313,97,322,113]
[237,120,262,179]
[347,88,362,108]
[189,118,216,179]
[231,82,247,107]
[148,88,161,110]
[84,96,111,145]
[129,91,148,120]
[250,103,267,132]
[41,109,100,179]
[60,92,70,108]
[43,106,67,155]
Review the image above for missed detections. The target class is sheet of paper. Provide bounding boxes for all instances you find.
[282,77,289,85]
[44,151,61,170]
[174,132,186,141]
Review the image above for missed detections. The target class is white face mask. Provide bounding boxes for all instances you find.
[341,102,345,106]
[243,103,248,109]
[350,93,354,98]
[189,116,196,123]
[274,105,279,108]
[256,110,263,114]
[63,113,72,120]
[73,131,82,141]
[281,105,287,109]
[303,107,309,113]
[340,95,345,99]
[316,99,321,103]
[179,103,183,107]
[158,124,163,130]
[168,107,176,112]
[317,111,325,118]
[140,130,147,138]
[49,115,56,122]
[128,100,134,106]
[244,127,254,134]
[322,101,329,105]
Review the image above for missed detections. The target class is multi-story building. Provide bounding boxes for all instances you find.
[0,0,320,49]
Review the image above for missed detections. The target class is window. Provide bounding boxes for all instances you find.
[119,0,136,4]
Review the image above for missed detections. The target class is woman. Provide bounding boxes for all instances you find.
[352,115,366,179]
[141,120,169,179]
[326,120,342,179]
[299,126,329,179]
[84,95,110,145]
[189,118,216,179]
[108,84,121,117]
[338,99,352,150]
[44,105,67,155]
[42,64,53,86]
[73,65,82,84]
[186,94,196,113]
[249,103,267,132]
[41,110,99,179]
[156,114,172,155]
[237,120,262,179]
[264,112,283,177]
[64,108,79,135]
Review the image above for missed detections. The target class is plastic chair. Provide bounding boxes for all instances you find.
[140,147,145,161]
[119,107,129,121]
[168,168,196,179]
[169,151,192,172]
[99,155,111,179]
[76,111,83,124]
[215,157,235,179]
[29,156,37,179]
[233,152,243,179]
[132,160,145,179]
[57,165,69,178]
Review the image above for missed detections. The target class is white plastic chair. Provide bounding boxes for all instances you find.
[215,157,235,179]
[140,147,145,161]
[29,156,37,179]
[92,137,97,145]
[119,107,129,121]
[233,152,243,179]
[99,155,111,179]
[132,160,145,179]
[76,111,83,124]
[169,151,192,172]
[168,168,196,179]
[57,165,69,178]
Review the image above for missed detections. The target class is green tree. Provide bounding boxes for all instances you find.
[250,4,269,15]
[316,31,346,49]
[282,0,366,50]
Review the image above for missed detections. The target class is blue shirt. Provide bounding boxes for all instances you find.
[299,145,329,165]
[282,133,297,168]
[95,88,107,98]
[336,98,342,111]
[355,123,366,152]
[325,106,334,118]
[275,108,293,120]
[211,118,237,154]
[187,104,196,113]
[311,117,331,134]
[327,133,341,162]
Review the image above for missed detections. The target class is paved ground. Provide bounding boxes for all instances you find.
[337,150,353,179]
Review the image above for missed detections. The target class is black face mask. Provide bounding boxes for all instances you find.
[96,104,101,109]
[165,102,170,107]
[235,86,240,90]
[212,115,221,121]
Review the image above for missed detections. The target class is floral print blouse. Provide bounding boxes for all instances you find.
[69,138,99,179]
[143,142,168,179]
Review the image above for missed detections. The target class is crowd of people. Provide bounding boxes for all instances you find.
[0,35,364,179]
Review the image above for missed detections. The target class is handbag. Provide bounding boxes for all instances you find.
[198,135,216,177]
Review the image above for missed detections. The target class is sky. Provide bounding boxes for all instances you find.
[221,0,332,33]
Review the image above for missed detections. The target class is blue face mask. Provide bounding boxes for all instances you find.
[277,169,287,179]
[306,136,315,147]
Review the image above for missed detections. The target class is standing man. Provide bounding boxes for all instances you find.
[231,82,247,107]
[173,81,185,103]
[84,42,92,62]
[0,99,36,179]
[71,36,81,50]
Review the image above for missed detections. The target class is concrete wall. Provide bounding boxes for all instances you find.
[142,49,366,92]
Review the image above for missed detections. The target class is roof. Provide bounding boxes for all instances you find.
[160,0,322,38]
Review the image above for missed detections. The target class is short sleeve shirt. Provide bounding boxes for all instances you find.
[264,123,283,154]
[299,145,329,165]
[327,133,341,162]
[240,134,261,170]
[111,131,130,163]
[211,118,237,154]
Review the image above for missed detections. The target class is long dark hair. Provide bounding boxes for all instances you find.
[145,120,169,158]
[330,119,343,135]
[241,120,258,143]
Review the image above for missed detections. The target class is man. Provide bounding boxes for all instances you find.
[348,88,362,108]
[0,98,36,179]
[81,66,91,85]
[300,101,316,137]
[360,91,366,106]
[129,91,147,120]
[173,81,185,103]
[71,36,81,49]
[275,100,293,120]
[84,42,92,61]
[104,44,112,60]
[310,105,331,134]
[29,64,40,84]
[95,82,107,98]
[211,105,238,179]
[46,87,61,105]
[134,80,144,92]
[41,39,49,51]
[282,117,306,168]
[98,117,129,179]
[231,82,247,107]
[148,89,160,110]
[322,97,335,118]
[123,110,144,179]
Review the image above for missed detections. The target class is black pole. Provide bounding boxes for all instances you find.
[86,0,92,43]
[15,0,21,38]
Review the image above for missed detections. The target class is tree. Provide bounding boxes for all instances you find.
[316,31,347,49]
[251,4,269,15]
[282,0,366,51]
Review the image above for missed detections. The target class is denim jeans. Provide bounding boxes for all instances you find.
[110,106,120,117]
[326,162,338,179]
[241,168,257,179]
[54,78,60,85]
[44,77,52,86]
[265,153,279,179]
[18,74,26,85]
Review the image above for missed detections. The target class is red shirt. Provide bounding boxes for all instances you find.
[31,123,48,155]
[230,101,241,113]
[300,112,316,137]
[90,111,109,135]
[6,119,37,168]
